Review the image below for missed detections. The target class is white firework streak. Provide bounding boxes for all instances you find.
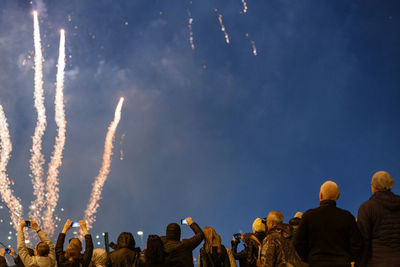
[0,106,23,231]
[187,9,195,50]
[84,97,125,229]
[120,133,126,161]
[29,11,47,224]
[43,29,66,236]
[241,0,248,13]
[218,14,230,44]
[245,33,257,56]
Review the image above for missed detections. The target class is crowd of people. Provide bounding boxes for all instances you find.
[1,170,399,267]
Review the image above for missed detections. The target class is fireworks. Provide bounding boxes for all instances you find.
[84,97,125,229]
[187,9,195,50]
[0,106,23,231]
[245,33,257,56]
[29,10,47,225]
[120,133,126,161]
[43,29,66,236]
[241,0,248,13]
[216,12,230,44]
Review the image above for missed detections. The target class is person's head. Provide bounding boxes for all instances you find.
[203,226,222,254]
[252,218,266,233]
[117,232,136,250]
[319,181,340,201]
[266,211,283,230]
[371,171,394,194]
[289,212,303,230]
[34,241,50,257]
[90,248,108,267]
[65,238,82,262]
[166,223,181,241]
[144,235,165,264]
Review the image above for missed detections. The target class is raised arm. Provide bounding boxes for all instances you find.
[182,217,204,250]
[17,221,34,267]
[80,220,93,267]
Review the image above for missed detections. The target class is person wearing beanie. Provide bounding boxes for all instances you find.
[252,218,266,244]
[357,171,400,266]
[162,217,203,267]
[56,220,93,267]
[288,212,303,238]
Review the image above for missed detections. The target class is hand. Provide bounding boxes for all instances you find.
[79,220,89,235]
[19,220,26,230]
[0,248,5,257]
[9,248,16,259]
[62,220,73,234]
[185,217,194,226]
[30,220,40,232]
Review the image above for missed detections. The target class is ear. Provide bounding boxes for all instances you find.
[319,192,323,201]
[336,192,340,200]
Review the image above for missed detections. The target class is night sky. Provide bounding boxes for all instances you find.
[0,0,399,257]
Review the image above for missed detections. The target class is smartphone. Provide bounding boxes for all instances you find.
[180,219,188,225]
[233,233,241,240]
[25,221,31,227]
[5,248,11,254]
[71,221,80,228]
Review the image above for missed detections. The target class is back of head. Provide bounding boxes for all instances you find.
[91,248,108,267]
[203,226,221,254]
[252,218,266,233]
[166,223,181,241]
[145,235,165,264]
[320,181,340,201]
[36,242,50,257]
[117,232,136,249]
[267,211,284,225]
[372,171,394,191]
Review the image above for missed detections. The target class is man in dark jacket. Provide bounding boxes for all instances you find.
[162,217,203,267]
[357,171,400,266]
[108,232,140,267]
[293,181,362,267]
[259,211,304,267]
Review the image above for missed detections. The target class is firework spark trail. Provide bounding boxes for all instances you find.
[0,106,23,231]
[187,9,195,50]
[241,0,248,13]
[245,33,257,56]
[84,97,125,229]
[29,11,47,225]
[217,13,230,44]
[43,29,66,236]
[120,133,126,161]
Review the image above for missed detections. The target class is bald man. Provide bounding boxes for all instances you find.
[293,181,362,267]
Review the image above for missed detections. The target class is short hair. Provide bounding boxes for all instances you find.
[371,171,394,191]
[320,181,339,200]
[252,218,266,233]
[267,211,284,224]
[36,242,50,256]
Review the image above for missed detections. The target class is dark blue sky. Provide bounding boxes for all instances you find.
[0,0,399,255]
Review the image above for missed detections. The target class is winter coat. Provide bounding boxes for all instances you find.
[231,234,259,267]
[162,222,204,267]
[253,232,266,245]
[259,224,304,267]
[357,190,400,266]
[197,245,230,267]
[0,255,25,267]
[17,229,56,267]
[108,233,141,267]
[293,200,362,267]
[55,233,93,267]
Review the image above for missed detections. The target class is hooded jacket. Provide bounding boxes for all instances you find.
[357,190,400,266]
[55,233,93,267]
[162,222,204,267]
[17,229,56,267]
[108,232,140,267]
[259,224,304,267]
